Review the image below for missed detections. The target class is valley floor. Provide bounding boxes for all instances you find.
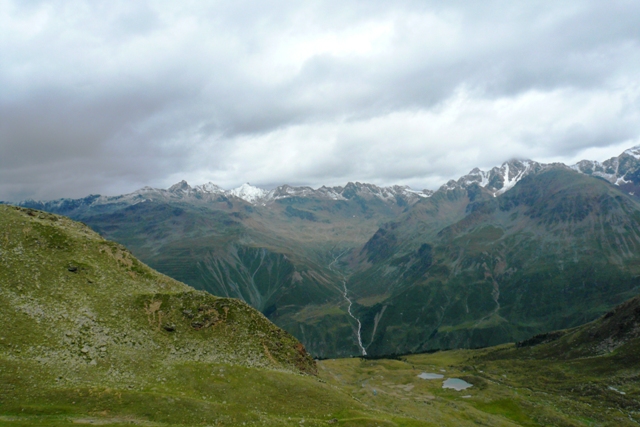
[319,347,640,426]
[2,343,638,426]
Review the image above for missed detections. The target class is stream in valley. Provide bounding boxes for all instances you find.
[330,253,367,356]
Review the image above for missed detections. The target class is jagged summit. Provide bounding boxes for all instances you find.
[569,145,640,196]
[441,159,545,196]
[168,180,190,193]
[197,182,224,193]
[438,146,640,198]
[168,180,224,195]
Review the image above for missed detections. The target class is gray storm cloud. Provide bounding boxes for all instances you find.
[1,0,640,201]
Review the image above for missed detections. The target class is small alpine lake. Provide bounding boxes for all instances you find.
[442,378,473,391]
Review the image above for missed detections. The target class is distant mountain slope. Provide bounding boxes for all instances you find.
[349,166,640,355]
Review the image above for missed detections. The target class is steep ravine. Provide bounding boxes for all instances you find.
[329,252,367,356]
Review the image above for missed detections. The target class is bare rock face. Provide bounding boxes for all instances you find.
[588,296,640,355]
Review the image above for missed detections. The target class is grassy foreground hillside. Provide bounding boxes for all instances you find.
[0,204,343,426]
[1,204,638,426]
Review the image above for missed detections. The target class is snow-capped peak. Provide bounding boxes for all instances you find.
[462,167,491,188]
[624,146,640,160]
[229,183,270,203]
[570,145,640,190]
[194,182,224,194]
[494,160,532,196]
[442,159,541,196]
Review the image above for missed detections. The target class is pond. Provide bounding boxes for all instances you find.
[442,378,472,391]
[418,372,444,380]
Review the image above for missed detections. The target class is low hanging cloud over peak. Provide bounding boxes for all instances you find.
[2,0,640,201]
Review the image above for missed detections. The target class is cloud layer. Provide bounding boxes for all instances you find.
[2,0,640,200]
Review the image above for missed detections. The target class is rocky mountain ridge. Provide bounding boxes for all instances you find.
[10,145,640,212]
[440,159,546,195]
[440,146,640,197]
[15,181,433,214]
[571,146,640,194]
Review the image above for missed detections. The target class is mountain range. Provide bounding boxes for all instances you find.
[8,146,640,358]
[24,180,431,212]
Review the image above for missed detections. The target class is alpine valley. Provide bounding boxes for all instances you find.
[10,146,640,360]
[2,200,640,426]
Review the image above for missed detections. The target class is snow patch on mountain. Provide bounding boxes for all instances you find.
[616,176,631,185]
[570,146,640,186]
[403,188,432,198]
[624,147,640,160]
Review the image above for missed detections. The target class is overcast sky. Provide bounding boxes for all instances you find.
[2,0,640,201]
